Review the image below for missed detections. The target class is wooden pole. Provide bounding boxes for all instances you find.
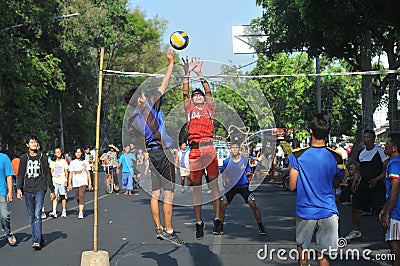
[94,47,104,252]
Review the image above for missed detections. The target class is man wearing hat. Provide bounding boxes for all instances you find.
[182,56,221,239]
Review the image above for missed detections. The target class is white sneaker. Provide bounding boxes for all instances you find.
[49,211,58,218]
[61,210,67,218]
[41,212,47,219]
[78,211,84,219]
[345,230,362,240]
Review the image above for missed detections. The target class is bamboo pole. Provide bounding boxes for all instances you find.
[94,47,104,252]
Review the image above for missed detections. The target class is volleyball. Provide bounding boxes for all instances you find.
[170,31,189,50]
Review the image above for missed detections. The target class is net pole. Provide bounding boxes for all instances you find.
[94,47,104,252]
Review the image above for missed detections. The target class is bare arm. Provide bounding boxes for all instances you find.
[351,161,361,193]
[191,57,213,103]
[288,167,298,191]
[181,56,193,102]
[158,49,175,95]
[380,179,400,229]
[6,175,13,202]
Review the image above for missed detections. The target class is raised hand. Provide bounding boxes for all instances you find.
[167,49,176,65]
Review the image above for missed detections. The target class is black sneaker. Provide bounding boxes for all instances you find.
[32,243,42,251]
[155,228,164,240]
[258,224,266,235]
[195,220,204,239]
[213,219,222,235]
[158,230,185,246]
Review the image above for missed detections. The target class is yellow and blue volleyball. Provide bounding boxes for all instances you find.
[170,31,189,50]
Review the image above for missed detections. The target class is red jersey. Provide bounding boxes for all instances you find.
[185,101,214,143]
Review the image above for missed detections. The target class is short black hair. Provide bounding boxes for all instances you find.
[25,134,39,144]
[191,88,205,98]
[309,114,330,140]
[124,85,141,105]
[388,133,400,149]
[363,129,376,138]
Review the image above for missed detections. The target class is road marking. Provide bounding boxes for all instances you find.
[212,234,222,255]
[13,193,111,233]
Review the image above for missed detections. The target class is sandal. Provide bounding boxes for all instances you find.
[8,234,16,246]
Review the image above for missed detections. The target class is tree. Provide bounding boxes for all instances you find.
[251,52,362,145]
[254,0,400,133]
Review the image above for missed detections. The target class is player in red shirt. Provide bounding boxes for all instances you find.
[182,56,221,239]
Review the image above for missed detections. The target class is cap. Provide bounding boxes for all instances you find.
[191,88,205,97]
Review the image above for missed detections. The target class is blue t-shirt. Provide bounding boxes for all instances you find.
[130,90,173,148]
[0,153,14,196]
[289,146,345,220]
[118,153,136,173]
[385,155,400,220]
[220,156,251,190]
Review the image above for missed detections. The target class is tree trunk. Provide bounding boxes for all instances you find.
[388,74,400,133]
[360,30,373,131]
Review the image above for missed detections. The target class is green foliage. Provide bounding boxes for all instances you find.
[0,1,167,153]
[254,0,400,134]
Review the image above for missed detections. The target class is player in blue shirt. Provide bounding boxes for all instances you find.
[117,145,138,196]
[288,115,345,266]
[217,142,266,235]
[0,153,16,246]
[124,50,184,246]
[380,133,400,264]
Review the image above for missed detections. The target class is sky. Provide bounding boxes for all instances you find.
[128,0,264,71]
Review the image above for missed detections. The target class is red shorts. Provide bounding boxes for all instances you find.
[189,146,219,181]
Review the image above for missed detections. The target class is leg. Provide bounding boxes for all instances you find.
[191,178,202,222]
[351,208,361,230]
[121,172,128,190]
[248,200,262,223]
[52,194,58,213]
[150,190,162,229]
[207,175,220,219]
[27,191,45,245]
[163,189,174,232]
[127,172,134,195]
[296,217,317,266]
[388,241,400,266]
[297,245,309,266]
[315,214,338,266]
[0,197,12,237]
[78,186,86,212]
[220,199,228,224]
[60,195,66,210]
[112,167,119,188]
[318,254,330,266]
[74,187,80,205]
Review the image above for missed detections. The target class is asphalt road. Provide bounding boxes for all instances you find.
[0,174,393,266]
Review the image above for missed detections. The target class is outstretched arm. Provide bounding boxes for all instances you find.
[181,56,195,101]
[191,57,212,102]
[158,49,176,95]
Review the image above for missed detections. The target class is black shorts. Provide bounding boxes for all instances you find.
[352,181,385,213]
[149,149,175,191]
[221,187,255,204]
